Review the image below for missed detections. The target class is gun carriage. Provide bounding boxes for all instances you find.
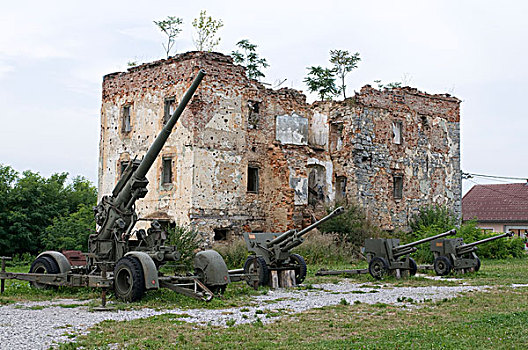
[430,232,512,275]
[364,229,456,279]
[242,207,344,286]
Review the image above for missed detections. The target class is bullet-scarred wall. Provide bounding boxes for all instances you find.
[99,51,461,241]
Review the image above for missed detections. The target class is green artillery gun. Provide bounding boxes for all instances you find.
[429,232,513,275]
[0,70,242,303]
[242,207,344,286]
[364,229,456,279]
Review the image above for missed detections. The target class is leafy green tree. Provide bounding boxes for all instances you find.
[192,10,224,52]
[0,165,18,254]
[303,66,338,100]
[330,50,360,99]
[0,164,97,255]
[231,39,269,80]
[153,16,184,58]
[43,204,95,251]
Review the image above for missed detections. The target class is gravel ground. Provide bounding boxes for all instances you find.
[0,282,492,350]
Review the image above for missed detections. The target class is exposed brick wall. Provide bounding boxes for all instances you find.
[99,51,461,241]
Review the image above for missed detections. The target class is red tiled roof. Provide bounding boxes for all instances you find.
[462,183,528,222]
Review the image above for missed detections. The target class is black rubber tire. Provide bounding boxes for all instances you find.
[434,256,452,276]
[408,257,418,276]
[474,257,481,272]
[369,257,389,280]
[243,256,269,286]
[113,256,145,302]
[289,253,308,284]
[29,256,60,289]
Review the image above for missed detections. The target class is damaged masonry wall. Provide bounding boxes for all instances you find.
[99,51,461,242]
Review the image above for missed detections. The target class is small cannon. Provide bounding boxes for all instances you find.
[364,229,456,279]
[242,207,345,286]
[430,232,513,275]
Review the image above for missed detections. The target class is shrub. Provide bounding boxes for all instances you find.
[213,238,248,269]
[318,203,382,248]
[408,206,526,262]
[292,230,355,265]
[166,224,203,270]
[408,205,457,234]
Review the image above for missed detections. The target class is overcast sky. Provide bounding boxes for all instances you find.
[0,0,526,194]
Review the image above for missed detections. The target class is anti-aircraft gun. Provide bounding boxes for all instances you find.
[429,232,513,275]
[1,70,233,303]
[242,207,344,286]
[364,229,457,279]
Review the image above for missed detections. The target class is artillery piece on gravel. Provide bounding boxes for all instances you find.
[0,70,251,303]
[241,207,344,287]
[364,229,457,279]
[430,232,513,276]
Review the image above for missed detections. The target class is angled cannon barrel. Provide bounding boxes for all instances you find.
[456,232,513,253]
[267,207,345,247]
[395,229,457,252]
[96,70,206,242]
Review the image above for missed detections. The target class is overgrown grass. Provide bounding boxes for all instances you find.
[5,259,528,349]
[58,265,528,349]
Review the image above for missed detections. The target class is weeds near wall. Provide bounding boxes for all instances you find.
[166,224,203,270]
[407,206,526,262]
[317,203,382,248]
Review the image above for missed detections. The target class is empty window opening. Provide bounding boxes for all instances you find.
[214,228,228,241]
[420,115,429,129]
[393,175,403,200]
[330,122,344,151]
[308,165,326,206]
[392,121,402,144]
[164,97,176,124]
[247,166,259,193]
[122,105,132,133]
[248,100,260,129]
[336,176,347,202]
[162,158,172,184]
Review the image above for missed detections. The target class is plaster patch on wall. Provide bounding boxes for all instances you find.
[310,111,329,147]
[276,113,308,145]
[307,158,335,202]
[289,177,308,205]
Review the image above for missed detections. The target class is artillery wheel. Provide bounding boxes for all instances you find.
[113,256,145,302]
[368,257,389,280]
[243,256,269,286]
[474,257,481,272]
[29,256,60,289]
[289,253,307,284]
[408,257,418,276]
[434,256,452,276]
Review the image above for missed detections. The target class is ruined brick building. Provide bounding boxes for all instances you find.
[99,51,461,241]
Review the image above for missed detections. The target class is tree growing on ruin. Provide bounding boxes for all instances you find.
[192,10,224,52]
[303,66,338,100]
[330,50,361,99]
[153,16,183,58]
[231,39,269,80]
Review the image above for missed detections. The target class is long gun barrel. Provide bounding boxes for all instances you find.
[457,232,513,253]
[267,207,345,247]
[395,229,457,252]
[97,70,205,241]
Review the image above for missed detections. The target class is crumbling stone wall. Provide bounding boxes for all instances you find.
[99,51,461,241]
[313,86,461,230]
